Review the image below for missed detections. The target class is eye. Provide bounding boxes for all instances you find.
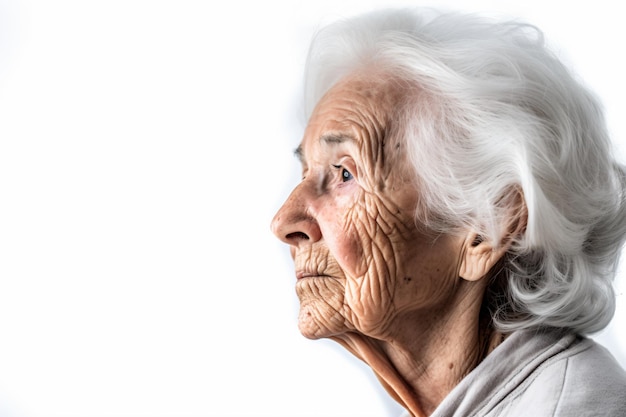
[332,165,353,182]
[341,168,353,182]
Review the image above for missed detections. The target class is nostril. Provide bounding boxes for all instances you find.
[286,231,310,241]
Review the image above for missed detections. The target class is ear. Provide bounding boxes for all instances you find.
[458,233,510,281]
[459,187,527,282]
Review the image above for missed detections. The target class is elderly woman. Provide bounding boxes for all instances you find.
[271,8,626,417]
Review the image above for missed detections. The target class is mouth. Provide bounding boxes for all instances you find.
[296,271,332,280]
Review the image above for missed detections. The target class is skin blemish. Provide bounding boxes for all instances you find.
[404,277,412,283]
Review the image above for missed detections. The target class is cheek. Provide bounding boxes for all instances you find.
[393,238,463,312]
[319,203,369,279]
[335,235,365,278]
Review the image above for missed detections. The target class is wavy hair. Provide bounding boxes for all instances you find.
[303,8,626,334]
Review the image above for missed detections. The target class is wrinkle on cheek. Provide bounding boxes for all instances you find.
[345,243,396,336]
[341,198,400,336]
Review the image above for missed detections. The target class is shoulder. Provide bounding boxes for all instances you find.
[502,336,626,417]
[431,330,625,417]
[553,338,626,416]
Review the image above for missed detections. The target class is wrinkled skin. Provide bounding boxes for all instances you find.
[271,73,509,416]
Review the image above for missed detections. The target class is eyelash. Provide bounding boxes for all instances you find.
[332,164,353,182]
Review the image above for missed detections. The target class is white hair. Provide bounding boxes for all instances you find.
[303,8,626,334]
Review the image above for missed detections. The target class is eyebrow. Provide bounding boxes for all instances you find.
[293,133,355,163]
[320,133,354,146]
[293,145,304,163]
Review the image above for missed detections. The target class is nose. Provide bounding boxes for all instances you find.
[271,184,322,247]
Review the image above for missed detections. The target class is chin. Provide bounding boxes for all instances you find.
[297,301,348,340]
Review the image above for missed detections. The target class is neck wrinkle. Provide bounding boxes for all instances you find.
[332,333,429,417]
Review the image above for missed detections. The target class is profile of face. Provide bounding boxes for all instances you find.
[271,74,472,341]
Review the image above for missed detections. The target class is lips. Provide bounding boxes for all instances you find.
[296,271,331,280]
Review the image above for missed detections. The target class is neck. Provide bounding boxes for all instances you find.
[332,283,504,417]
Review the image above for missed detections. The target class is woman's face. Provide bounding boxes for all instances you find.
[271,75,466,340]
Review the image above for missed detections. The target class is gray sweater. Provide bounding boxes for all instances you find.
[400,328,626,416]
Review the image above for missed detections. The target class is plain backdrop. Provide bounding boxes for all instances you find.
[0,1,624,416]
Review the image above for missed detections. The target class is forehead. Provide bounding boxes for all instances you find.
[296,74,401,162]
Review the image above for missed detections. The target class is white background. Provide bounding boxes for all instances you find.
[0,1,624,416]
